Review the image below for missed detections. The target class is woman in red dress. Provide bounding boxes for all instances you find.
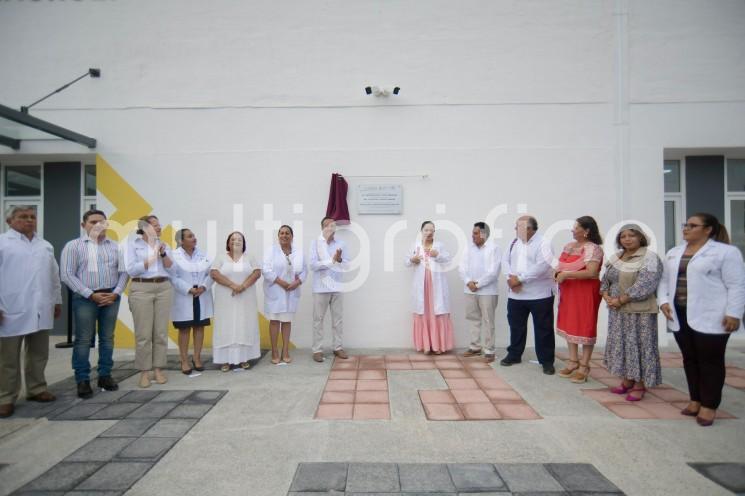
[555,216,604,383]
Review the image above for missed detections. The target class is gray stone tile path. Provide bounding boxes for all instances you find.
[288,462,624,495]
[688,463,745,495]
[11,389,225,495]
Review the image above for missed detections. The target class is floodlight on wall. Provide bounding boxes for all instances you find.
[364,85,400,97]
[20,68,102,113]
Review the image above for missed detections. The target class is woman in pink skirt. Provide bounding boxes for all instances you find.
[405,221,455,354]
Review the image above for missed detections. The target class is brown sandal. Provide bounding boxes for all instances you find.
[570,361,591,384]
[558,359,579,378]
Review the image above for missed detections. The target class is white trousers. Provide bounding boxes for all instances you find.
[312,292,344,353]
[465,294,498,354]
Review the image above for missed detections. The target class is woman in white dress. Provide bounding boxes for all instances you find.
[209,231,261,372]
[262,225,306,364]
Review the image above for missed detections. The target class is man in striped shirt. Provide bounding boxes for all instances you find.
[61,210,128,399]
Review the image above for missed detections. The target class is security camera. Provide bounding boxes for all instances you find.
[365,86,372,95]
[393,87,400,95]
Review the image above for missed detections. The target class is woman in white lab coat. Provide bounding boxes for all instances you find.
[210,231,261,372]
[262,225,306,364]
[404,221,454,354]
[169,229,213,375]
[658,212,745,426]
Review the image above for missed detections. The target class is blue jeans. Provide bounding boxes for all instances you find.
[71,293,120,383]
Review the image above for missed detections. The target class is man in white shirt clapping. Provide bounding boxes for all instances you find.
[501,216,557,375]
[309,217,349,362]
[459,222,502,362]
[0,206,62,418]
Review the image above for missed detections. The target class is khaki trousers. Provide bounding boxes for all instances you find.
[465,294,499,354]
[128,280,173,370]
[312,292,343,353]
[0,330,50,405]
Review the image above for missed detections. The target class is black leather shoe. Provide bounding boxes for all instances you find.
[77,381,93,399]
[97,376,119,391]
[191,358,205,372]
[500,357,522,366]
[542,364,556,375]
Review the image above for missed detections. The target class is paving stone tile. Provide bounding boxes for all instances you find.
[118,390,161,403]
[8,491,66,496]
[725,376,745,388]
[645,387,690,402]
[448,463,506,491]
[64,437,137,462]
[85,390,130,404]
[451,389,490,403]
[510,492,568,495]
[495,403,541,420]
[470,369,498,378]
[49,402,108,420]
[726,366,745,378]
[354,391,389,403]
[408,353,435,361]
[440,369,472,379]
[579,389,627,404]
[445,378,480,389]
[476,377,513,390]
[604,403,656,419]
[386,361,413,370]
[326,380,357,391]
[149,390,193,402]
[165,403,213,419]
[316,403,354,420]
[185,390,226,404]
[99,418,159,438]
[331,361,358,370]
[115,437,178,461]
[399,463,456,492]
[436,361,465,369]
[496,463,566,492]
[65,492,123,496]
[329,370,357,380]
[385,354,411,361]
[290,462,348,492]
[545,463,622,493]
[423,403,464,421]
[127,401,179,419]
[142,418,198,438]
[353,403,390,420]
[688,463,745,494]
[357,369,386,380]
[12,400,69,419]
[484,389,523,403]
[463,361,493,369]
[346,462,400,492]
[288,493,344,496]
[321,391,356,403]
[419,390,455,404]
[356,380,388,391]
[410,361,437,369]
[18,462,103,491]
[358,361,386,370]
[637,401,688,419]
[76,461,153,491]
[88,403,143,420]
[460,402,501,420]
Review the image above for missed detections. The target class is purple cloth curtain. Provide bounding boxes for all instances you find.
[325,173,350,224]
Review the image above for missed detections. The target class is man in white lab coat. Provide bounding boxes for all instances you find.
[0,206,62,418]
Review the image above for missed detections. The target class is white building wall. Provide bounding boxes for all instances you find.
[1,0,744,348]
